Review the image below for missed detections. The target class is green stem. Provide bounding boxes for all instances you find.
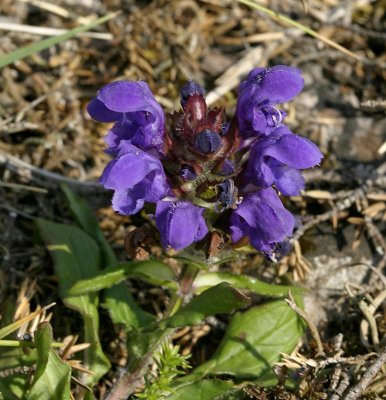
[104,329,171,400]
[179,263,200,296]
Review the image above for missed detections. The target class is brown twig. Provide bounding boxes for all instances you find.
[285,290,325,357]
[343,347,386,400]
[331,369,351,400]
[293,162,386,242]
[0,149,108,197]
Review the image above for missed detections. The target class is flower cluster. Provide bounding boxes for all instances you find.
[88,66,323,255]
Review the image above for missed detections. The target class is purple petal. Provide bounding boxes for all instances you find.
[112,188,145,215]
[265,133,323,169]
[194,217,209,242]
[230,213,249,243]
[105,120,137,149]
[231,188,294,248]
[87,98,121,122]
[142,172,170,203]
[249,236,275,252]
[100,144,165,190]
[106,117,164,154]
[249,107,268,134]
[236,66,304,137]
[243,156,275,188]
[91,81,165,153]
[241,65,304,105]
[97,81,158,114]
[180,165,197,181]
[267,159,305,196]
[155,201,208,250]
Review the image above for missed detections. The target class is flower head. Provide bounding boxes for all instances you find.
[89,66,322,255]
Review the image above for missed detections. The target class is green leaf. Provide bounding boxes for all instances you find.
[194,272,304,297]
[102,284,154,329]
[27,323,71,400]
[62,185,155,330]
[68,260,177,295]
[0,13,118,69]
[0,346,36,371]
[30,322,52,385]
[194,299,304,379]
[0,375,29,400]
[61,185,116,265]
[167,283,250,328]
[36,219,110,386]
[126,328,167,368]
[166,378,235,399]
[0,308,34,399]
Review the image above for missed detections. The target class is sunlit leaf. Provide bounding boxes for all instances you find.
[195,299,304,379]
[167,283,250,328]
[68,260,177,295]
[194,271,304,297]
[103,284,154,330]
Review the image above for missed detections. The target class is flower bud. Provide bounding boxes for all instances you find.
[195,129,222,154]
[180,80,205,107]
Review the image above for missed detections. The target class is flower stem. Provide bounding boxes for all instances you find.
[179,263,199,296]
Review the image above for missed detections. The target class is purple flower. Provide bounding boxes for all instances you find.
[155,200,208,250]
[244,125,323,196]
[87,81,165,153]
[100,142,169,215]
[236,66,304,137]
[230,187,295,252]
[91,68,323,254]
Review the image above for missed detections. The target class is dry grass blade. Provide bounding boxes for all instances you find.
[0,303,56,339]
[18,0,92,24]
[235,0,363,62]
[0,12,118,69]
[0,22,113,40]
